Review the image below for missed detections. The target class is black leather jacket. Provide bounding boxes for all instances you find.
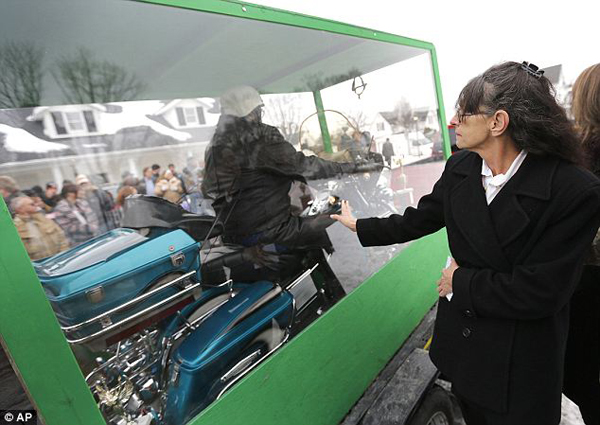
[202,115,355,240]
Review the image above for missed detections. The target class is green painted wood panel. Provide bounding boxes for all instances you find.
[429,47,452,159]
[138,0,435,52]
[0,198,106,425]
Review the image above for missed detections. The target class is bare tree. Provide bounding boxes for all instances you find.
[0,41,44,108]
[393,97,414,132]
[345,109,369,132]
[54,47,145,104]
[263,94,302,145]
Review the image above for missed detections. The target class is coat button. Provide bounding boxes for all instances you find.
[462,327,472,338]
[464,309,473,318]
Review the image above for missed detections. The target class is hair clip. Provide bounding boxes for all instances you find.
[521,61,544,79]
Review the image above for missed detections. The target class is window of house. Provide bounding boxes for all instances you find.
[51,110,97,136]
[377,122,385,131]
[183,107,197,124]
[65,112,85,132]
[176,106,206,127]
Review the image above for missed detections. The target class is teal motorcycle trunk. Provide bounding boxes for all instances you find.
[35,227,201,345]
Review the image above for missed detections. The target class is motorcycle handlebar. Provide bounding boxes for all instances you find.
[354,162,385,173]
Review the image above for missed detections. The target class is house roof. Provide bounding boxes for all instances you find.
[379,111,401,126]
[542,64,562,85]
[145,113,216,140]
[0,100,215,164]
[154,99,215,116]
[1,108,52,141]
[0,123,70,153]
[27,104,122,121]
[414,110,430,120]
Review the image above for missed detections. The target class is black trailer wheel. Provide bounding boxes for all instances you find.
[407,386,454,425]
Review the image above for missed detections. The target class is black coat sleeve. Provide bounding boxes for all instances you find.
[257,126,355,180]
[356,171,445,246]
[452,181,600,321]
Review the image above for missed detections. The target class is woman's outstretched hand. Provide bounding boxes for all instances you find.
[331,200,357,232]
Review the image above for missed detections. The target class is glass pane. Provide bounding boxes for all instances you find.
[0,1,445,423]
[65,111,85,132]
[183,107,197,124]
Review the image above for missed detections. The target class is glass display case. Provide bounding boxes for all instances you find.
[0,1,450,425]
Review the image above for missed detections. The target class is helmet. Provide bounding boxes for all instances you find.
[220,86,264,118]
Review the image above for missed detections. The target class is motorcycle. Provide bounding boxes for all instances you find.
[34,193,344,425]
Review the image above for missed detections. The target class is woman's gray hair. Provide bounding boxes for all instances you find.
[456,61,581,164]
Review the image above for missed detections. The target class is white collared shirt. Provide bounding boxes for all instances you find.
[481,150,528,205]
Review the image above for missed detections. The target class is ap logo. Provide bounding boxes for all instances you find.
[0,410,36,424]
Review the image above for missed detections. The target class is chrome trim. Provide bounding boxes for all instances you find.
[216,331,290,400]
[286,262,319,291]
[171,298,230,341]
[170,252,186,267]
[219,350,262,383]
[66,282,201,344]
[201,279,233,289]
[62,271,196,332]
[85,330,159,384]
[86,286,105,303]
[289,296,297,329]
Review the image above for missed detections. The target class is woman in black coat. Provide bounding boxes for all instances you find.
[563,63,600,425]
[333,62,600,425]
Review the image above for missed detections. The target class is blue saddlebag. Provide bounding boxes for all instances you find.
[164,281,293,425]
[35,228,201,346]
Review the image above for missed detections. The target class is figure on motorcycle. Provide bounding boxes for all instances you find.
[202,86,371,299]
[202,85,358,250]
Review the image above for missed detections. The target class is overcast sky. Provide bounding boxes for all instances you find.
[251,0,599,122]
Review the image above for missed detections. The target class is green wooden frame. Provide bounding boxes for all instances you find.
[0,2,450,425]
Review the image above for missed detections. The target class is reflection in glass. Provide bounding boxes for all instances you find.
[0,41,44,109]
[54,47,146,104]
[0,1,446,424]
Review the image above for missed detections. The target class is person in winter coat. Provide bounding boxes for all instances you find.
[562,62,600,425]
[154,170,184,204]
[202,85,374,250]
[11,196,69,260]
[76,174,117,233]
[382,138,395,166]
[332,61,600,425]
[53,184,99,246]
[0,175,23,217]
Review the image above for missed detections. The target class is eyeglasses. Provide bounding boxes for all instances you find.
[455,109,485,123]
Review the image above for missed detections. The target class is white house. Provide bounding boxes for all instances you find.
[1,98,220,189]
[412,107,439,132]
